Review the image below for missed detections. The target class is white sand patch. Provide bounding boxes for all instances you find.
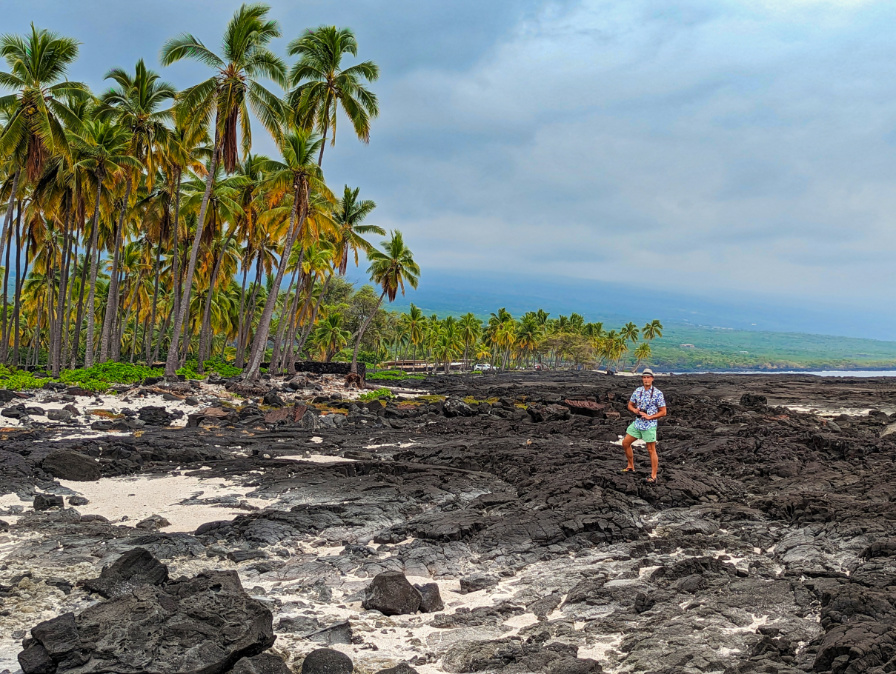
[58,474,269,533]
[364,442,421,450]
[578,633,624,661]
[783,404,875,417]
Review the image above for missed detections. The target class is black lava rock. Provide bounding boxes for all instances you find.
[41,452,101,482]
[301,648,354,674]
[362,571,422,616]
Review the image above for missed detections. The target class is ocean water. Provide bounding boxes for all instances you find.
[674,370,896,377]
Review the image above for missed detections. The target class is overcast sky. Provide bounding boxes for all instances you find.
[5,0,896,327]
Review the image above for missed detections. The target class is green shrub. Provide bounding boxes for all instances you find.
[359,387,393,402]
[367,369,426,381]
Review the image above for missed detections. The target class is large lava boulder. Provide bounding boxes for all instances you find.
[19,566,274,674]
[362,571,422,616]
[41,451,101,482]
[301,648,353,673]
[81,547,169,598]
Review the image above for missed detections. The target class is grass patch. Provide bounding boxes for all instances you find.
[463,396,499,405]
[414,394,446,403]
[359,387,394,402]
[367,369,426,382]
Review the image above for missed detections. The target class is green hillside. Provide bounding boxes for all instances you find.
[646,325,896,371]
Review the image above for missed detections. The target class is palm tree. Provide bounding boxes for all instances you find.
[621,321,640,344]
[642,319,664,341]
[351,230,418,374]
[632,342,651,372]
[313,312,350,361]
[160,2,286,377]
[287,26,379,165]
[97,59,175,362]
[333,185,382,274]
[243,130,330,380]
[458,312,481,371]
[0,25,88,270]
[70,118,140,367]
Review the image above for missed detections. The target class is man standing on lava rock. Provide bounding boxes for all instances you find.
[622,369,667,483]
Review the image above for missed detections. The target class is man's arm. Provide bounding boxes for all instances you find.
[642,406,666,421]
[627,400,641,415]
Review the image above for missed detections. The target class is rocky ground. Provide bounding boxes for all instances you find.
[1,370,896,673]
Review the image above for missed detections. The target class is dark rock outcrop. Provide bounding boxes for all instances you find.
[362,571,422,616]
[20,565,274,674]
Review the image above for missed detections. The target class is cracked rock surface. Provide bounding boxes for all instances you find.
[1,371,895,673]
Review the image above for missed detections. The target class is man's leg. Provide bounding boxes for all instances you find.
[622,434,636,471]
[646,441,658,480]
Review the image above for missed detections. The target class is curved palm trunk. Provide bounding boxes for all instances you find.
[0,169,20,269]
[0,223,11,364]
[84,178,105,368]
[244,192,305,381]
[166,145,218,378]
[351,289,385,375]
[12,208,27,368]
[100,178,133,362]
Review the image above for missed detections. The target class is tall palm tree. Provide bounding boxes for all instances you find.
[0,25,87,269]
[97,59,175,361]
[351,230,418,374]
[243,130,329,380]
[333,185,382,274]
[160,2,286,377]
[632,342,651,372]
[621,321,640,344]
[458,312,481,371]
[71,118,140,367]
[288,26,379,165]
[642,319,664,341]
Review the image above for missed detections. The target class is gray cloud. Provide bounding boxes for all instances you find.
[4,0,896,326]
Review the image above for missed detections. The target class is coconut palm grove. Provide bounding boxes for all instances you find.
[0,4,661,390]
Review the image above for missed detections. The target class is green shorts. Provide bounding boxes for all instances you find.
[625,422,657,443]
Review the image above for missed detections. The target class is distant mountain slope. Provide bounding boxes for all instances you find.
[350,268,893,341]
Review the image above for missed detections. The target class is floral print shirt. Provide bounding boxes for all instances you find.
[630,386,666,430]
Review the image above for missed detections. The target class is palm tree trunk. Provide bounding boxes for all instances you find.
[84,177,105,368]
[145,234,164,362]
[271,266,301,374]
[287,273,318,373]
[52,206,74,376]
[166,143,218,378]
[151,297,173,365]
[70,222,94,368]
[13,206,27,368]
[237,256,263,368]
[295,273,330,358]
[198,227,236,368]
[351,289,385,375]
[235,257,249,365]
[244,193,305,381]
[0,221,10,364]
[100,179,133,362]
[0,168,20,269]
[171,169,183,329]
[280,277,308,373]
